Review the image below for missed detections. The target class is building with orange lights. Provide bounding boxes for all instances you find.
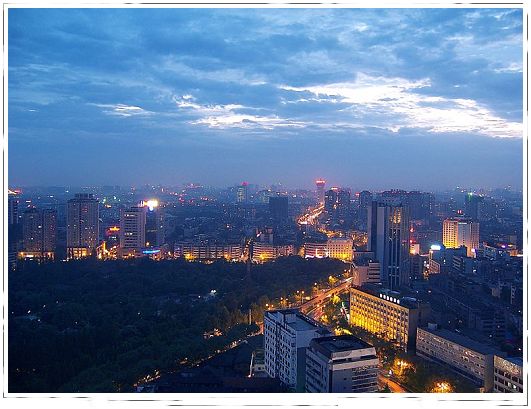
[67,193,99,260]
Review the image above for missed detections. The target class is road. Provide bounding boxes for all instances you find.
[378,373,409,393]
[299,277,352,314]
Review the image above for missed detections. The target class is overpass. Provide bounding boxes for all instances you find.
[299,277,353,314]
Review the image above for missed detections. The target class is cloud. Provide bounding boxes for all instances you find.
[174,95,306,130]
[90,103,152,117]
[280,73,522,138]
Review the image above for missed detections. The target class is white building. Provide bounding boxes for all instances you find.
[493,356,523,393]
[264,309,330,391]
[416,325,505,392]
[119,206,146,258]
[305,335,379,393]
[326,238,353,262]
[352,261,381,286]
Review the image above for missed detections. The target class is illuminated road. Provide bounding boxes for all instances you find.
[299,277,352,314]
[297,204,324,226]
[377,372,409,393]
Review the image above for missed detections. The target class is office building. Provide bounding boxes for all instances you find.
[303,242,327,258]
[175,242,242,261]
[8,190,19,225]
[252,242,294,262]
[465,193,483,220]
[352,260,381,286]
[141,200,165,247]
[325,187,351,225]
[305,335,379,393]
[19,208,57,260]
[269,196,289,223]
[349,284,430,351]
[493,356,523,393]
[264,309,330,391]
[325,238,353,262]
[8,191,21,268]
[119,206,146,258]
[443,218,479,258]
[67,193,99,259]
[315,179,326,205]
[236,182,249,203]
[416,325,504,392]
[368,202,411,289]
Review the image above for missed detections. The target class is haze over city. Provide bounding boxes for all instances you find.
[8,8,523,190]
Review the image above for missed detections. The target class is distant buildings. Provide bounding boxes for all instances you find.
[315,179,326,205]
[67,193,99,259]
[252,242,294,262]
[19,207,57,261]
[493,356,523,393]
[303,241,327,258]
[264,309,330,391]
[443,218,480,258]
[236,182,249,203]
[416,325,505,392]
[368,201,411,289]
[305,335,379,393]
[351,258,381,287]
[175,242,242,261]
[119,206,146,258]
[324,187,351,226]
[349,284,430,352]
[143,200,165,247]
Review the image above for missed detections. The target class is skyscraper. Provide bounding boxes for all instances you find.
[119,206,146,258]
[236,182,249,203]
[443,217,480,258]
[20,207,56,260]
[324,187,351,226]
[465,193,483,221]
[269,196,289,223]
[141,200,165,247]
[67,193,99,260]
[368,202,411,289]
[315,179,326,205]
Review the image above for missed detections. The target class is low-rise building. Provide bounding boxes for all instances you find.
[252,242,294,262]
[416,325,505,392]
[326,238,353,262]
[305,335,379,393]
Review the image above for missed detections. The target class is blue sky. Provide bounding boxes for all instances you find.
[8,7,524,190]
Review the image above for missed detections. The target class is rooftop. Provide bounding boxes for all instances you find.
[312,335,373,353]
[265,309,329,333]
[420,327,505,356]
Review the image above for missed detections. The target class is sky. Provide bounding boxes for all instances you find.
[7,7,524,191]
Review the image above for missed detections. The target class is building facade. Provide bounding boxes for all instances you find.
[326,238,353,262]
[305,335,379,393]
[119,206,147,258]
[493,356,523,393]
[349,285,430,351]
[416,326,504,392]
[264,309,330,391]
[67,193,99,259]
[19,208,57,261]
[443,218,479,258]
[368,202,411,289]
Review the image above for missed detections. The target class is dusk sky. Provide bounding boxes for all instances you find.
[8,7,524,190]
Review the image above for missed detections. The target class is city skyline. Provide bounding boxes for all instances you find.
[8,7,524,190]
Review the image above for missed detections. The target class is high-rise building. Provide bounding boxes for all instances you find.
[358,190,373,228]
[264,309,330,391]
[8,191,22,268]
[8,190,19,225]
[465,193,483,221]
[19,207,56,260]
[442,217,479,258]
[236,182,249,203]
[368,202,411,289]
[324,187,351,226]
[119,206,146,258]
[269,196,289,223]
[67,193,99,259]
[141,200,165,247]
[315,179,326,205]
[305,335,379,393]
